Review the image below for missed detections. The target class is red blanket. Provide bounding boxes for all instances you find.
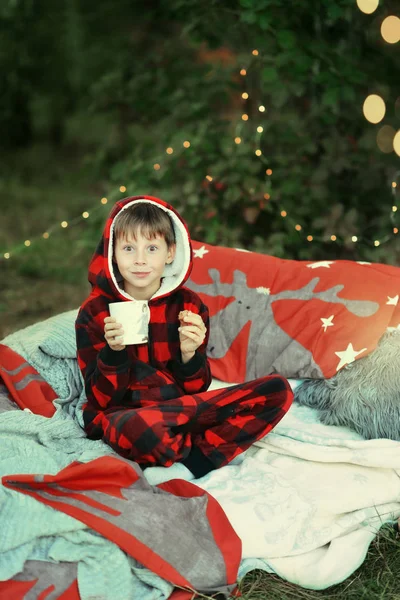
[0,344,56,416]
[0,346,241,599]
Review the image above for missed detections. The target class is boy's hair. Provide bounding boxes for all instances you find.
[114,203,176,247]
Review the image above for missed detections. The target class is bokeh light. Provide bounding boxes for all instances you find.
[381,16,400,44]
[356,0,379,14]
[393,130,400,157]
[363,94,386,123]
[376,125,395,153]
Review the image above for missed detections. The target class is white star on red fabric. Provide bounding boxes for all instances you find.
[321,315,334,332]
[335,343,367,371]
[306,261,334,269]
[356,261,371,265]
[193,245,209,259]
[386,295,399,306]
[257,287,270,295]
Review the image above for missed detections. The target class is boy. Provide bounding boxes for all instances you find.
[76,195,293,478]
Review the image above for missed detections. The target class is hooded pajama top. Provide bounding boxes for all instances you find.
[76,196,293,477]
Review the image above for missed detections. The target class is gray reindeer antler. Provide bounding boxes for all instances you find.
[271,277,379,317]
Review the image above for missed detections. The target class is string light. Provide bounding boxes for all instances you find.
[2,42,399,262]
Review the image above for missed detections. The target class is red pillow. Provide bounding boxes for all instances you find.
[187,241,400,382]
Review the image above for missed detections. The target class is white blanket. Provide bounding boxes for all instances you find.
[146,379,400,590]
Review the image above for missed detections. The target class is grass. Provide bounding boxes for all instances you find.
[0,135,109,338]
[237,525,400,600]
[0,140,399,598]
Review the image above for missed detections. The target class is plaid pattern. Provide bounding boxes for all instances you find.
[83,373,293,471]
[76,196,293,474]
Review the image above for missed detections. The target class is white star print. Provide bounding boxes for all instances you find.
[321,315,334,332]
[356,261,371,265]
[386,295,399,306]
[306,261,335,269]
[193,245,209,259]
[257,286,270,295]
[335,343,367,371]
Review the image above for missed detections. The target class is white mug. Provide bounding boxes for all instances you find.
[108,301,149,345]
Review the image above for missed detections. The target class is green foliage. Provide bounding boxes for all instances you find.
[0,0,400,263]
[83,0,400,261]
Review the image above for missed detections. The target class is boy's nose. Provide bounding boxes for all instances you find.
[134,249,147,264]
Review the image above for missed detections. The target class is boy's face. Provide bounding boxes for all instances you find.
[114,229,175,300]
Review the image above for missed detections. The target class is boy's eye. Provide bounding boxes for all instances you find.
[123,246,133,251]
[148,245,158,252]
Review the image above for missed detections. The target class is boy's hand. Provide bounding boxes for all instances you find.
[178,310,207,363]
[104,316,126,351]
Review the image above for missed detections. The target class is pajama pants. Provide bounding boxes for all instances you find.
[86,375,293,478]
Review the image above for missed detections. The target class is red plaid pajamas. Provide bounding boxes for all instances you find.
[76,195,294,477]
[83,367,292,474]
